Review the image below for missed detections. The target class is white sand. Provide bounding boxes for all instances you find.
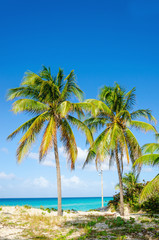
[0,206,143,239]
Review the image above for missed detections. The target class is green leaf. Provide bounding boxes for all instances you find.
[12,99,48,114]
[60,119,77,169]
[134,154,159,166]
[67,115,93,146]
[129,120,157,133]
[140,174,159,202]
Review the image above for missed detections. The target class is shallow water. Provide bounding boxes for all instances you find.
[0,197,113,211]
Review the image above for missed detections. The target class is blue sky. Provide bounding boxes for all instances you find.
[0,0,159,198]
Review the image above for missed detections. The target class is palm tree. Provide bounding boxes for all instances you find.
[115,171,145,209]
[7,66,93,216]
[134,141,159,202]
[115,171,140,194]
[83,83,156,216]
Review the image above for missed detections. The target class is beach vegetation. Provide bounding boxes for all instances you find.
[24,204,31,209]
[108,171,159,214]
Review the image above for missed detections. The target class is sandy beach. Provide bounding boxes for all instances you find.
[0,206,158,239]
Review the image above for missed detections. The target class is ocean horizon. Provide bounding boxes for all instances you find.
[0,197,113,211]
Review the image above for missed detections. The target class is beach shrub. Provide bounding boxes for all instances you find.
[108,171,159,214]
[141,194,159,214]
[97,216,105,222]
[108,182,159,214]
[108,193,120,211]
[24,205,31,209]
[0,207,2,211]
[40,206,57,213]
[51,208,57,211]
[46,208,51,213]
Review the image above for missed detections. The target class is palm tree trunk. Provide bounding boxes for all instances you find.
[53,133,62,216]
[115,146,124,216]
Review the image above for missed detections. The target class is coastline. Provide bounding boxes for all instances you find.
[0,196,113,211]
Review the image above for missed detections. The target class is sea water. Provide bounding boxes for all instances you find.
[0,197,113,211]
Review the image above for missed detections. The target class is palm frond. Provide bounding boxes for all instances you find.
[131,109,156,123]
[7,116,39,140]
[39,117,56,161]
[82,148,96,168]
[39,66,53,81]
[85,99,112,117]
[60,70,83,101]
[124,128,142,164]
[130,120,157,133]
[67,115,93,145]
[142,143,159,154]
[140,174,159,202]
[12,99,48,114]
[55,68,64,91]
[21,71,43,86]
[84,117,106,134]
[58,101,73,118]
[123,87,136,110]
[39,80,60,102]
[60,119,77,169]
[83,128,111,168]
[16,137,35,163]
[16,115,46,162]
[134,154,159,166]
[99,85,114,103]
[7,87,40,101]
[116,110,131,121]
[19,112,48,143]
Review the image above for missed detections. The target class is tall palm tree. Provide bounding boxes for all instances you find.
[134,141,159,202]
[7,66,93,216]
[83,83,156,216]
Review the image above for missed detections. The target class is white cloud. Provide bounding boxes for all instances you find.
[0,172,15,180]
[23,176,53,190]
[77,147,88,161]
[28,152,39,160]
[41,160,55,167]
[59,146,66,156]
[1,148,9,154]
[59,146,88,162]
[33,177,49,188]
[28,152,55,167]
[83,160,115,172]
[61,175,85,188]
[143,167,153,172]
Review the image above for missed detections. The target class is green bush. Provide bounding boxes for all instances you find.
[108,172,159,214]
[141,194,159,214]
[24,205,31,209]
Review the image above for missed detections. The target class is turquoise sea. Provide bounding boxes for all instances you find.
[0,197,113,211]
